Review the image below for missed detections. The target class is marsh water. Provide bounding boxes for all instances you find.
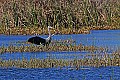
[0,67,120,80]
[0,30,120,60]
[0,30,120,80]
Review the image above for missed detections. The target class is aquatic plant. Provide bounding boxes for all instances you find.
[0,42,107,54]
[0,52,119,69]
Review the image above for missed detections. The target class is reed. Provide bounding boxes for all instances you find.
[0,42,106,54]
[0,26,90,35]
[0,52,119,69]
[0,0,120,35]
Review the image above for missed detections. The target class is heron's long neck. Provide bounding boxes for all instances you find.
[48,28,51,37]
[48,27,51,39]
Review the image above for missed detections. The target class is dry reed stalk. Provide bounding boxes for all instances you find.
[0,43,107,54]
[0,53,119,68]
[0,0,119,35]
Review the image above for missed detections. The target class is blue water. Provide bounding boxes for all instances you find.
[0,67,120,80]
[0,30,120,47]
[0,30,120,60]
[0,51,89,60]
[0,30,120,80]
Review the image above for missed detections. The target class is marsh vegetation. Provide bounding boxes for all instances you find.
[0,52,119,69]
[0,0,120,35]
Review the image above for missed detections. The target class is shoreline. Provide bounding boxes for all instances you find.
[0,26,119,35]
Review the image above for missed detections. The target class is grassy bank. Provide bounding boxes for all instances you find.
[0,0,120,35]
[0,26,91,35]
[0,25,119,35]
[0,52,119,69]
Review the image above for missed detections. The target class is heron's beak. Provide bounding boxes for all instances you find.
[48,26,61,34]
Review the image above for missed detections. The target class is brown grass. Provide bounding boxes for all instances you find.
[0,52,119,69]
[0,0,120,35]
[0,26,91,35]
[0,43,106,54]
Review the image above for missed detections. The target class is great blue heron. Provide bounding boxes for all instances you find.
[28,26,57,46]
